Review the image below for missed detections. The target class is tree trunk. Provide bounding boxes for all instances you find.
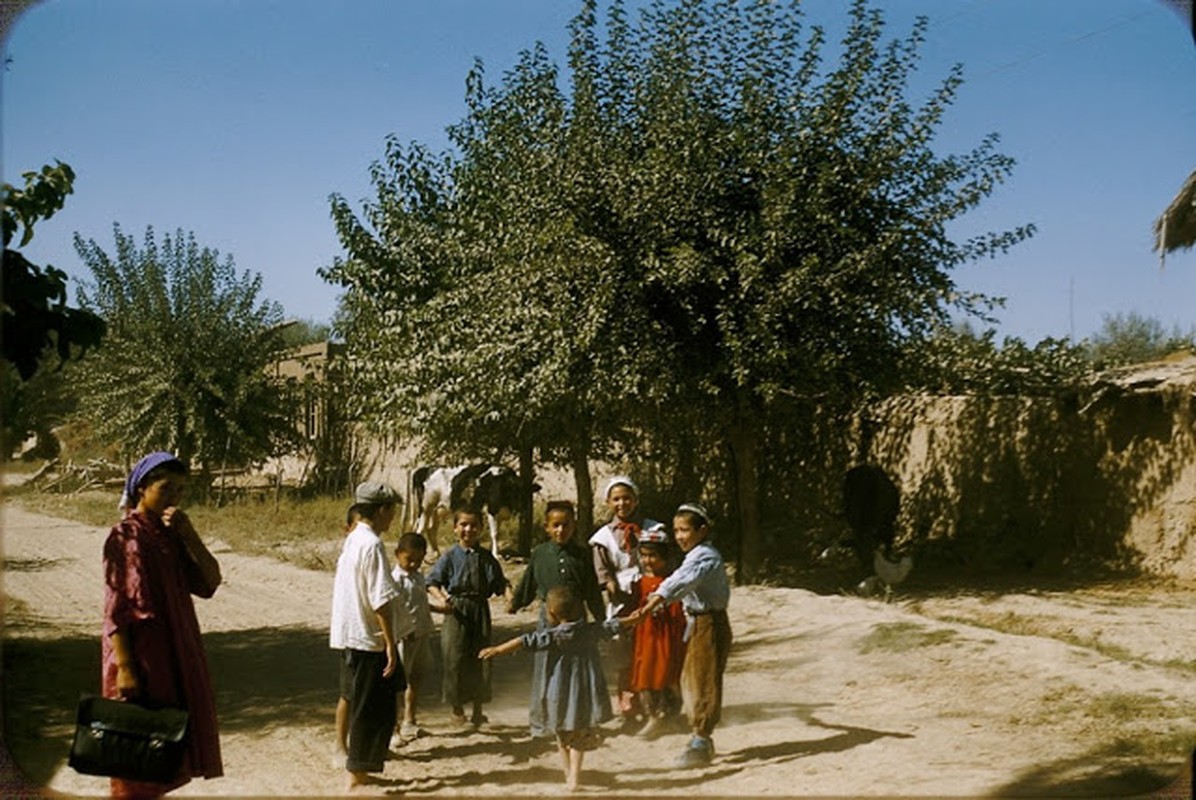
[518,445,535,556]
[729,392,762,583]
[570,442,595,536]
[668,435,699,504]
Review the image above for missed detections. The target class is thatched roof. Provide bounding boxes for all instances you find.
[1092,351,1196,392]
[1153,169,1196,264]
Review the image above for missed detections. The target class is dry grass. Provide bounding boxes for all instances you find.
[856,621,958,653]
[3,488,353,572]
[931,610,1142,664]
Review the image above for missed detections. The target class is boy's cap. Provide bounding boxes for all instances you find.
[639,522,669,545]
[676,502,709,522]
[355,481,402,505]
[604,475,639,498]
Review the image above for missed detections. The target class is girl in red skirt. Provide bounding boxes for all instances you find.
[628,523,686,739]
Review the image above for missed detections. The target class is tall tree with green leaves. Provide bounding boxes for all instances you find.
[324,46,651,532]
[72,225,297,474]
[325,0,1033,576]
[565,0,1032,578]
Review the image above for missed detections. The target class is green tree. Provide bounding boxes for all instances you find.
[72,225,297,475]
[325,0,1033,577]
[562,0,1033,578]
[324,47,644,534]
[2,161,105,380]
[908,323,1090,396]
[1085,311,1195,368]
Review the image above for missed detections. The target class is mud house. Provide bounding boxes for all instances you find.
[269,340,347,443]
[859,353,1196,580]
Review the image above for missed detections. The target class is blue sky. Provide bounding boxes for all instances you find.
[3,0,1194,345]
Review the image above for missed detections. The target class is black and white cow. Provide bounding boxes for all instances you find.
[409,463,537,555]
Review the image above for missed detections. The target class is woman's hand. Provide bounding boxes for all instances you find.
[163,506,223,595]
[161,506,196,540]
[115,664,140,698]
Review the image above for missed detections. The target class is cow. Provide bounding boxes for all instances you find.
[409,463,538,557]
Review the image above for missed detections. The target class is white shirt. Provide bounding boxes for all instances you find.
[589,517,661,594]
[330,522,399,652]
[391,565,433,639]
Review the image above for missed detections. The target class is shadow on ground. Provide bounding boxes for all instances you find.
[3,624,341,787]
[991,744,1192,798]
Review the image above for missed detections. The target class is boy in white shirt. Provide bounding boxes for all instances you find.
[389,531,446,746]
[329,481,404,790]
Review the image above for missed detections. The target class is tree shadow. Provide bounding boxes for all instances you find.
[398,727,555,765]
[991,743,1191,798]
[2,618,557,790]
[3,624,345,787]
[757,385,1196,593]
[612,702,912,792]
[392,764,563,795]
[2,631,99,787]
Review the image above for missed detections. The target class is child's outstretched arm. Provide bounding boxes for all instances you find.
[625,593,665,625]
[478,636,524,660]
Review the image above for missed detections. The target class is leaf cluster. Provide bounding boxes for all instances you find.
[906,324,1090,396]
[1,162,106,381]
[71,225,296,469]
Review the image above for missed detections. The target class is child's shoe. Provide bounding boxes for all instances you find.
[400,721,423,740]
[637,715,665,740]
[674,735,713,768]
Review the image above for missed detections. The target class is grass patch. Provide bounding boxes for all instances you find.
[1104,728,1196,761]
[1086,692,1175,723]
[5,491,355,572]
[857,621,958,654]
[1160,657,1196,674]
[933,611,1138,664]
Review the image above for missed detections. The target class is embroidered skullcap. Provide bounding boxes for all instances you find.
[120,451,185,513]
[604,475,639,498]
[638,522,669,545]
[675,502,710,524]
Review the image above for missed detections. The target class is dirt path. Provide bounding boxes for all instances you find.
[3,503,1195,797]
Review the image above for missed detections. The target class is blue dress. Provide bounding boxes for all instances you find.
[522,619,621,745]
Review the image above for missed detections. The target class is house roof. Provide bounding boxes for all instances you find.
[1153,169,1196,263]
[1091,351,1196,392]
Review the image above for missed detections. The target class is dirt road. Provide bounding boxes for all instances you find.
[3,503,1194,797]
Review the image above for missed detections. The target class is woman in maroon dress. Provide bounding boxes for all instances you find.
[103,452,223,798]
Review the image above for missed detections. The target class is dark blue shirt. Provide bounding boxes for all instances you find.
[427,544,507,598]
[511,539,604,621]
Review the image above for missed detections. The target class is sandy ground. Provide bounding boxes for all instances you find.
[3,503,1195,798]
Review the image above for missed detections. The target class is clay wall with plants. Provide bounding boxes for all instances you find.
[861,384,1196,579]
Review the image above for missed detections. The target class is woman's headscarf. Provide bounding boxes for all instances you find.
[118,451,185,515]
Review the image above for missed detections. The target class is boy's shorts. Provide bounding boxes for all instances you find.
[338,649,352,700]
[399,633,432,684]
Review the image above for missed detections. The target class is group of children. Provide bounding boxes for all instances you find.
[328,474,733,791]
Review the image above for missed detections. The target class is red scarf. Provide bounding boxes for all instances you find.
[614,520,641,552]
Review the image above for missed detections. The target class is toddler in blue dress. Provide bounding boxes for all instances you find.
[480,584,632,790]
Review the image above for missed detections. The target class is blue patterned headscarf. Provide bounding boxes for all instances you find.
[118,451,185,514]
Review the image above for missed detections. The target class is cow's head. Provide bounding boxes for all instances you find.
[477,466,539,514]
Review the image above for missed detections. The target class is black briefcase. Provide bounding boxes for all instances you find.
[68,695,189,783]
